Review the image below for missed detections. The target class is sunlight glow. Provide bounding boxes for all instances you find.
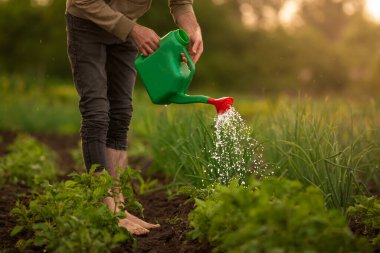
[279,0,298,26]
[366,0,380,22]
[240,3,257,29]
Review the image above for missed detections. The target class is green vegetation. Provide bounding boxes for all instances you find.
[150,97,379,213]
[258,98,380,212]
[0,77,80,134]
[1,79,379,251]
[348,196,380,250]
[0,131,147,252]
[0,134,58,188]
[188,177,371,253]
[10,168,142,253]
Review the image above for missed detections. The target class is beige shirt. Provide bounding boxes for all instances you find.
[66,0,194,41]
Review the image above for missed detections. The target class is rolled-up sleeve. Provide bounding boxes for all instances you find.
[72,0,135,41]
[169,0,194,23]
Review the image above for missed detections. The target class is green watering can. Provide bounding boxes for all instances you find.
[135,29,233,114]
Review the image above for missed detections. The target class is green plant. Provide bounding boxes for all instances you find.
[151,108,214,187]
[0,134,58,188]
[10,168,143,252]
[261,99,377,213]
[188,177,370,253]
[348,195,380,250]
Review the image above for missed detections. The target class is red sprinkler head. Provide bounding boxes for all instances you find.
[207,97,234,114]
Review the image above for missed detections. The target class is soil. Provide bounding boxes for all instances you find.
[0,131,211,253]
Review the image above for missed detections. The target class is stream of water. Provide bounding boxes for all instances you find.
[206,107,269,186]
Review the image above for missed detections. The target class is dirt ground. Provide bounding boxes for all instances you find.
[0,131,211,253]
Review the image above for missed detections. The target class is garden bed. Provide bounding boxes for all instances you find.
[0,131,211,253]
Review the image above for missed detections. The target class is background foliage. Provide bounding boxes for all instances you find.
[0,0,379,97]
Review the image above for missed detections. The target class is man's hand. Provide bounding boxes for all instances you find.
[130,24,160,56]
[186,26,203,64]
[176,12,203,64]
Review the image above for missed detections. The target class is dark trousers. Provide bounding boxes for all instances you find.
[65,13,138,172]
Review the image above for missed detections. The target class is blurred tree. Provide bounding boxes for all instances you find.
[0,0,378,97]
[298,0,364,41]
[0,0,68,79]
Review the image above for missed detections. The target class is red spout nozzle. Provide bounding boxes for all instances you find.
[207,97,234,114]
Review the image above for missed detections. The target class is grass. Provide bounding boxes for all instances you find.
[247,97,380,212]
[150,107,268,188]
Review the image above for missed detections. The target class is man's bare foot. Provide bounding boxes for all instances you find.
[125,211,160,229]
[118,218,149,235]
[103,196,160,230]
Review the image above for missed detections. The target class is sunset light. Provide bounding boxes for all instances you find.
[366,0,380,22]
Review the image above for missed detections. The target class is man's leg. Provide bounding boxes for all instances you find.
[66,13,110,173]
[105,37,160,231]
[105,148,159,230]
[66,14,150,235]
[103,148,152,234]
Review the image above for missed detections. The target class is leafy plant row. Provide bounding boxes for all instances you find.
[11,168,142,253]
[348,196,380,249]
[188,177,376,253]
[0,134,58,188]
[0,134,143,252]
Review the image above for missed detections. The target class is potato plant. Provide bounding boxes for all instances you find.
[0,134,58,188]
[11,168,143,253]
[188,177,371,253]
[348,196,380,250]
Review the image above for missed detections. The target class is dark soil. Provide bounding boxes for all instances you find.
[0,131,211,253]
[31,132,80,177]
[124,193,210,253]
[0,131,17,156]
[0,183,32,253]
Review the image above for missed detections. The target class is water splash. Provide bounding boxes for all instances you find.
[206,107,269,186]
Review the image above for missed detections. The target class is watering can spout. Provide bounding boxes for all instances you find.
[207,97,234,114]
[170,93,209,104]
[170,95,234,115]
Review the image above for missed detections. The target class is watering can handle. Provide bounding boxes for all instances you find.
[182,49,195,75]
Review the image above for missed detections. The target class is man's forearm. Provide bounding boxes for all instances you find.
[175,10,203,64]
[175,11,200,34]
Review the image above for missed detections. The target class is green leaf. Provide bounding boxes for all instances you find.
[10,225,24,236]
[112,232,129,244]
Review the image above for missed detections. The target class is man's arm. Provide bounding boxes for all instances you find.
[130,24,160,56]
[176,11,203,64]
[132,0,203,61]
[170,0,203,64]
[71,0,160,55]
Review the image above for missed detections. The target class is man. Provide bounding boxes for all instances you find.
[65,0,203,235]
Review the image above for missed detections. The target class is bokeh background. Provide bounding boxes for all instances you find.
[1,0,380,98]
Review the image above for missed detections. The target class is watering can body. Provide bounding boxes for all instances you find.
[134,29,209,105]
[135,29,234,114]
